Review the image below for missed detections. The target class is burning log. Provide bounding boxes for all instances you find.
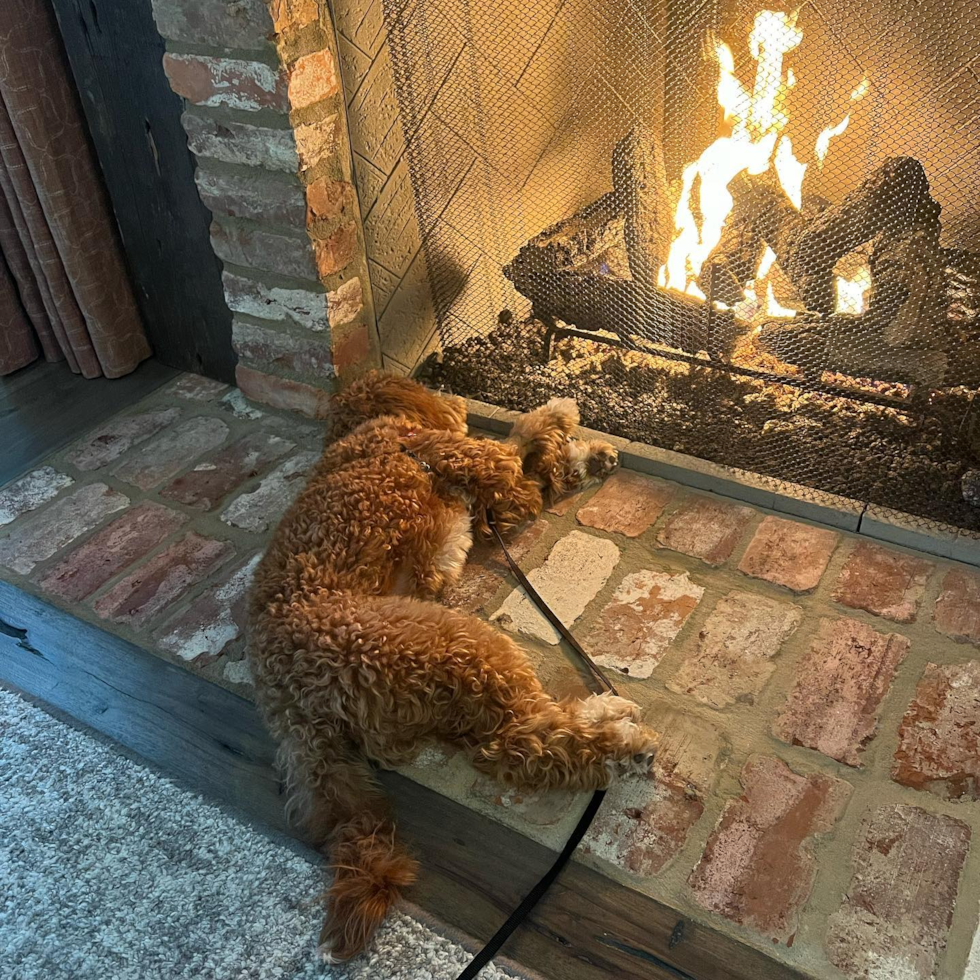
[612,125,672,298]
[732,157,934,315]
[503,193,734,353]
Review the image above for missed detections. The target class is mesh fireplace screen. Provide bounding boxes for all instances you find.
[380,0,980,529]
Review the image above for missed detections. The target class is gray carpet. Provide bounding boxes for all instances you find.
[0,688,527,980]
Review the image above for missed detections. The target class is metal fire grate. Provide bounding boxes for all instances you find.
[380,0,980,529]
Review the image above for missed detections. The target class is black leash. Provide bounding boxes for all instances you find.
[454,513,620,980]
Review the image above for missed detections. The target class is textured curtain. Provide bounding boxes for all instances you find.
[0,0,149,378]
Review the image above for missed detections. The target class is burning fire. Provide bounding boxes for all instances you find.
[659,10,870,319]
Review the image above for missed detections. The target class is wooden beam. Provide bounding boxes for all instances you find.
[0,580,804,980]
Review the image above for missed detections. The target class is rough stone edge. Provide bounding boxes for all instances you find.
[460,397,980,569]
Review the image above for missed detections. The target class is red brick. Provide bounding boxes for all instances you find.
[331,324,372,376]
[181,112,298,172]
[442,520,547,614]
[738,516,839,592]
[547,491,584,516]
[313,221,359,276]
[36,502,188,602]
[196,168,307,225]
[112,417,229,491]
[221,450,318,533]
[934,568,980,645]
[235,364,333,418]
[584,709,724,876]
[668,591,802,709]
[656,496,754,566]
[210,221,317,281]
[0,484,129,576]
[160,431,294,511]
[154,554,261,663]
[167,374,229,401]
[93,532,235,627]
[893,661,980,801]
[585,569,703,679]
[151,0,273,48]
[305,177,355,223]
[689,755,851,944]
[232,320,334,379]
[826,805,970,980]
[287,49,340,110]
[0,467,73,527]
[576,470,674,537]
[65,408,181,470]
[774,617,910,766]
[833,542,933,623]
[163,53,287,111]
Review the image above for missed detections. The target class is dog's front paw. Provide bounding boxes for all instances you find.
[585,441,619,480]
[604,721,659,780]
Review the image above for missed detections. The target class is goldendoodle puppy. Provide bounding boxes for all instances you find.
[248,372,659,962]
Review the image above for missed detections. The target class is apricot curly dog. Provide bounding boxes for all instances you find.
[248,372,659,962]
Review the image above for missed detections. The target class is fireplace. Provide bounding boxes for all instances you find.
[353,0,980,530]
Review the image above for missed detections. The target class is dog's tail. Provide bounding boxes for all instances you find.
[278,736,418,962]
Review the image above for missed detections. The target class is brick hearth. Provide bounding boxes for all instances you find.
[2,373,980,979]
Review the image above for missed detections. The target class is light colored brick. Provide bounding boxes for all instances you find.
[220,388,265,421]
[774,617,910,766]
[826,805,970,980]
[167,374,229,401]
[65,408,181,470]
[738,516,839,592]
[0,467,73,527]
[468,772,575,827]
[0,484,129,576]
[112,417,230,491]
[656,495,754,566]
[893,661,980,801]
[294,114,340,172]
[492,531,620,645]
[585,569,703,679]
[210,221,317,281]
[268,0,318,33]
[223,271,328,331]
[232,320,335,378]
[151,0,273,48]
[833,542,933,623]
[93,532,235,627]
[576,470,674,538]
[327,277,363,327]
[155,554,262,662]
[221,450,318,533]
[690,755,851,944]
[162,53,287,111]
[182,112,298,172]
[584,709,724,876]
[223,659,254,686]
[195,168,307,224]
[934,568,980,645]
[668,591,803,709]
[36,502,188,602]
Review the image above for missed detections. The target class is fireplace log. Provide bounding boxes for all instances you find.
[733,157,934,315]
[757,313,948,387]
[612,124,673,298]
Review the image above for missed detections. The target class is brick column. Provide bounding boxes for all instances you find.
[151,0,381,417]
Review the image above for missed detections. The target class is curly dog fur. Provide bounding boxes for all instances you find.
[248,372,658,962]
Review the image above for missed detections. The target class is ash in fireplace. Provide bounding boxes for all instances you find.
[422,316,979,531]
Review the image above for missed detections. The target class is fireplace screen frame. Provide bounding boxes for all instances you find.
[377,0,980,531]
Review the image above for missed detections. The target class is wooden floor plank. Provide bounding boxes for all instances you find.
[0,580,804,980]
[0,358,179,487]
